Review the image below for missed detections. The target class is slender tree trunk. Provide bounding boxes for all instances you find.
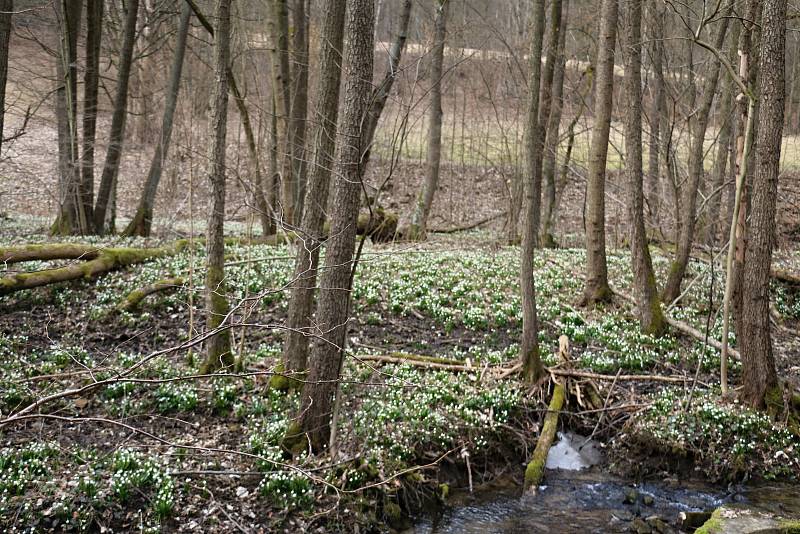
[289,0,309,221]
[531,0,562,242]
[520,0,546,384]
[79,0,102,230]
[289,0,374,454]
[739,0,785,408]
[278,0,346,384]
[124,3,191,237]
[361,0,413,171]
[623,0,665,335]
[269,0,295,226]
[704,77,735,245]
[580,0,618,306]
[200,0,233,374]
[646,0,665,223]
[409,0,449,240]
[93,0,140,234]
[51,0,84,236]
[539,0,569,247]
[662,15,730,303]
[0,0,13,157]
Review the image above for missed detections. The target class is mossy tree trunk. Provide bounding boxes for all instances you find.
[278,0,346,387]
[622,0,665,336]
[289,0,374,454]
[200,0,233,375]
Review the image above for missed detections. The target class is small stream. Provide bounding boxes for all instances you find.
[415,433,800,533]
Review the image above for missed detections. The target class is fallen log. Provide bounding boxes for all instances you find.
[524,382,565,492]
[118,277,185,312]
[429,211,505,234]
[772,267,800,285]
[1,243,104,265]
[0,244,182,296]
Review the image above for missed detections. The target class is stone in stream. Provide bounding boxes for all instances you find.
[694,505,800,533]
[624,488,639,505]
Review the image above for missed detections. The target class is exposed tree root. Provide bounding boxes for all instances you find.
[118,277,184,312]
[524,382,565,492]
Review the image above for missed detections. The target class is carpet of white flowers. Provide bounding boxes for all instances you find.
[1,228,799,530]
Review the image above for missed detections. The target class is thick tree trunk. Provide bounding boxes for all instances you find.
[124,3,191,237]
[539,0,569,247]
[361,0,413,171]
[520,0,546,384]
[289,0,374,454]
[739,0,785,408]
[200,0,233,374]
[93,0,140,234]
[580,0,618,305]
[289,0,309,221]
[0,0,12,156]
[662,15,730,303]
[78,0,102,229]
[408,0,449,240]
[278,0,346,385]
[623,0,665,336]
[269,0,295,227]
[51,0,84,236]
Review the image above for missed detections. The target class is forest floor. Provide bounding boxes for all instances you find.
[1,218,800,532]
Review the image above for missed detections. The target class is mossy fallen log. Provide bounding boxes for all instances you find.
[117,277,184,312]
[1,243,105,264]
[524,382,566,493]
[0,244,181,296]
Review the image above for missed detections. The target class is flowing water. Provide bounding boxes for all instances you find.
[415,433,800,533]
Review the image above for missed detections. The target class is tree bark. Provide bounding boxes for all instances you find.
[408,0,449,240]
[662,14,730,303]
[645,0,665,223]
[124,3,191,237]
[739,0,785,408]
[539,0,569,247]
[289,0,310,221]
[0,0,12,156]
[78,0,102,230]
[623,0,665,336]
[289,0,374,454]
[520,0,546,384]
[361,0,413,172]
[93,0,140,234]
[269,0,295,226]
[278,0,346,385]
[51,0,84,236]
[200,0,233,374]
[580,0,618,305]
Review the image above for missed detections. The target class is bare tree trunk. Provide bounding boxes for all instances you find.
[531,0,562,242]
[739,0,785,408]
[623,0,665,336]
[704,67,735,246]
[124,3,191,237]
[361,0,412,170]
[269,0,295,226]
[93,0,140,234]
[278,0,346,385]
[520,0,546,384]
[580,0,618,306]
[200,0,233,374]
[0,0,13,157]
[540,0,569,247]
[78,0,102,230]
[645,0,665,223]
[409,0,449,240]
[662,15,730,303]
[289,0,374,454]
[290,0,310,221]
[51,0,84,236]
